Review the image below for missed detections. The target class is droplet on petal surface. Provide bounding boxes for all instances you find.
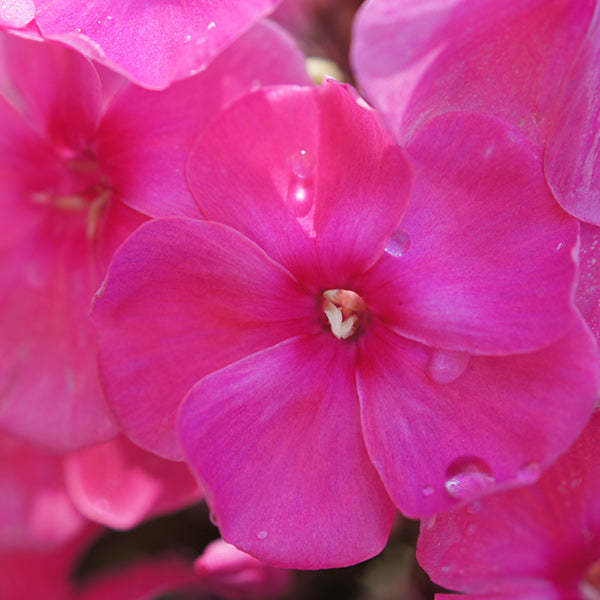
[444,456,495,500]
[427,348,470,384]
[421,485,435,497]
[256,530,268,540]
[286,177,314,218]
[516,460,542,484]
[384,228,411,257]
[288,150,315,178]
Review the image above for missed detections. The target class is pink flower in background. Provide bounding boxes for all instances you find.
[92,78,598,567]
[195,538,292,600]
[0,431,84,551]
[351,0,600,224]
[1,0,284,89]
[417,410,600,600]
[0,23,310,452]
[63,435,202,530]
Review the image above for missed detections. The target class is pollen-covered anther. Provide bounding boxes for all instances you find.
[322,288,368,339]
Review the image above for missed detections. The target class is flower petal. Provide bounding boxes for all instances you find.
[187,78,412,287]
[417,411,600,598]
[96,21,311,220]
[92,217,315,460]
[63,435,202,530]
[0,0,35,28]
[359,113,579,355]
[35,0,282,89]
[351,0,595,146]
[356,316,598,518]
[576,222,600,340]
[545,7,600,225]
[178,334,396,569]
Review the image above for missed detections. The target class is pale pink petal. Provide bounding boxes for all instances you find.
[92,218,315,460]
[0,31,101,150]
[417,411,600,599]
[63,435,202,530]
[0,0,35,28]
[178,334,396,569]
[358,113,579,355]
[576,222,600,340]
[194,538,292,600]
[356,316,598,518]
[545,7,600,225]
[34,0,282,90]
[0,432,85,550]
[96,21,311,220]
[187,78,412,286]
[351,0,594,146]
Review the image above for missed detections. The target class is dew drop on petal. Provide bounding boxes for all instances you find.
[183,34,191,43]
[286,177,314,218]
[207,21,216,30]
[517,460,542,484]
[256,530,268,540]
[289,150,315,178]
[385,228,411,257]
[421,485,435,497]
[427,348,470,384]
[444,456,495,500]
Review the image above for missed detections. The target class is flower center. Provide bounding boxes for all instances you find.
[30,152,111,240]
[322,289,367,339]
[581,559,600,600]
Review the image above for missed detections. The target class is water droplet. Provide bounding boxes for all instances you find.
[207,21,216,30]
[427,349,470,384]
[76,27,82,33]
[421,485,435,497]
[289,150,315,179]
[286,177,314,218]
[256,530,268,540]
[444,456,495,500]
[385,228,411,257]
[517,461,542,484]
[183,34,191,43]
[465,523,477,536]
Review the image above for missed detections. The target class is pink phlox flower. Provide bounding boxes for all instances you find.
[351,0,600,225]
[1,0,284,89]
[0,23,310,452]
[417,409,600,600]
[91,79,598,568]
[194,538,293,600]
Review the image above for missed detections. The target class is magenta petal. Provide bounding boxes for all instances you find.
[576,222,600,340]
[0,0,34,28]
[545,8,600,225]
[97,21,310,220]
[63,435,202,530]
[92,218,315,460]
[178,334,395,569]
[0,32,101,150]
[35,0,281,89]
[417,412,600,598]
[356,317,598,518]
[360,113,579,355]
[351,0,595,146]
[188,78,412,286]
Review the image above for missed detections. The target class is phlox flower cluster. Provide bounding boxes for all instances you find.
[0,0,599,599]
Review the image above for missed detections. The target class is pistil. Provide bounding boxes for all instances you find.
[322,289,367,340]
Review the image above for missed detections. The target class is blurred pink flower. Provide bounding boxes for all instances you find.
[195,538,292,599]
[418,410,600,600]
[351,0,600,225]
[0,24,310,452]
[63,434,202,530]
[92,79,597,567]
[1,0,284,89]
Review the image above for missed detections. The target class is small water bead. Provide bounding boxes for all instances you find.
[427,348,470,384]
[207,21,216,30]
[289,150,315,179]
[384,228,411,257]
[183,34,192,43]
[286,178,314,218]
[421,485,435,497]
[256,530,268,540]
[444,456,495,500]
